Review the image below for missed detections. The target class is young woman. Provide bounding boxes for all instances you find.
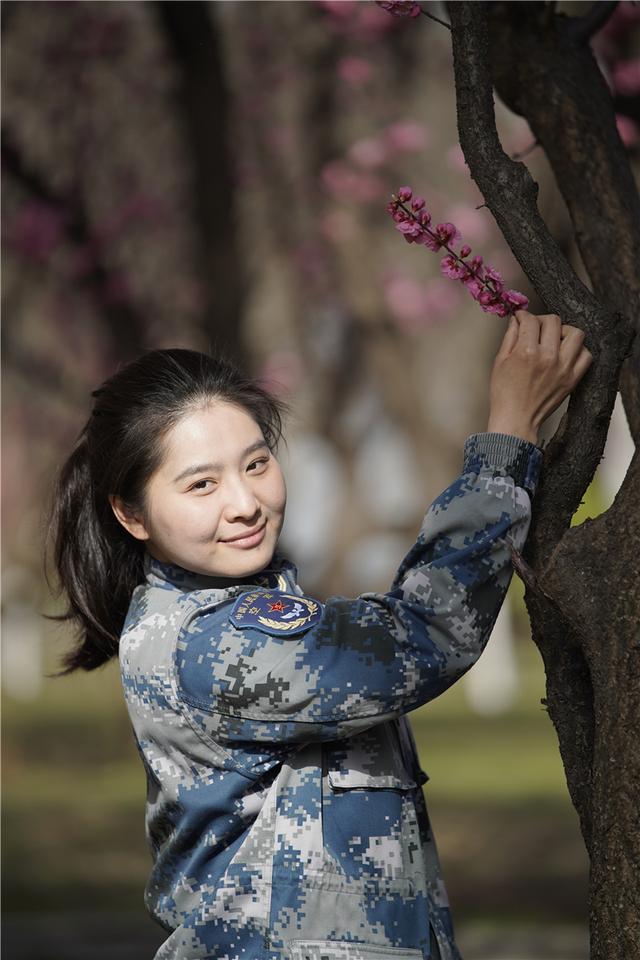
[48,310,592,960]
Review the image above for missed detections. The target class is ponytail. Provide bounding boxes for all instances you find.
[45,349,288,674]
[45,432,146,674]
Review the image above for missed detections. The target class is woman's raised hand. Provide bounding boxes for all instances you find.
[486,310,594,445]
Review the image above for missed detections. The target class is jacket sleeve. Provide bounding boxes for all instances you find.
[175,432,543,744]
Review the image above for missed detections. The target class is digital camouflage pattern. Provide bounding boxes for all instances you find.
[119,431,543,960]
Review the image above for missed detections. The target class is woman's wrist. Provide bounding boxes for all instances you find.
[485,415,539,446]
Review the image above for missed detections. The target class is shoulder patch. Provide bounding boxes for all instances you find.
[230,590,322,637]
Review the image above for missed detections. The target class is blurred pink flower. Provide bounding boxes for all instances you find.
[445,144,467,172]
[258,349,305,397]
[321,160,384,201]
[375,1,421,18]
[384,120,429,153]
[101,269,132,307]
[383,273,435,334]
[320,209,357,243]
[348,135,388,169]
[338,56,373,86]
[612,58,640,96]
[383,272,463,335]
[7,201,67,262]
[442,203,491,244]
[316,0,359,20]
[616,114,640,147]
[317,0,395,36]
[423,276,463,318]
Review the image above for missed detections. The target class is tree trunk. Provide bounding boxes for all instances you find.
[448,3,640,956]
[155,1,245,362]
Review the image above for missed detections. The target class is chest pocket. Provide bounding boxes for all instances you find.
[325,721,418,791]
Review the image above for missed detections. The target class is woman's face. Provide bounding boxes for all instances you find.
[111,401,287,580]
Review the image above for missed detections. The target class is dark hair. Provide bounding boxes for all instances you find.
[45,349,289,675]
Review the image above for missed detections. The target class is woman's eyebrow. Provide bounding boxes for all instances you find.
[172,440,269,483]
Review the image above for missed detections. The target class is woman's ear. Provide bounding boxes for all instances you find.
[109,494,150,542]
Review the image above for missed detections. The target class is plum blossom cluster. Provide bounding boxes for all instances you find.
[374,1,421,17]
[387,186,529,317]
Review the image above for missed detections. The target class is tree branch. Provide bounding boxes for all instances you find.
[447,2,634,565]
[487,2,640,445]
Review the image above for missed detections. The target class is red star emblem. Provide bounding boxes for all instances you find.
[268,600,286,612]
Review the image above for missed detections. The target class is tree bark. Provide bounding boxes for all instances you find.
[448,3,639,956]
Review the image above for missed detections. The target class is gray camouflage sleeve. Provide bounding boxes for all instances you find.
[176,432,543,743]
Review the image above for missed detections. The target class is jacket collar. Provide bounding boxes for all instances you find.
[143,550,301,596]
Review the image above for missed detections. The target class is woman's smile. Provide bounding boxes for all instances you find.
[220,522,267,549]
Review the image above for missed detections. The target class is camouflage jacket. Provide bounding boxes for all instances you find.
[119,431,542,960]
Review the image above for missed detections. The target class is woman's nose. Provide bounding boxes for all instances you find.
[222,478,260,521]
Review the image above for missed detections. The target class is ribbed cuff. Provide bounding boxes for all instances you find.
[463,432,544,498]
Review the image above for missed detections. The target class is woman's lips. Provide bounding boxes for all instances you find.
[221,523,267,549]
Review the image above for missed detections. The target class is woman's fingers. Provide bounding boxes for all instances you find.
[571,345,594,381]
[497,314,520,357]
[513,310,542,352]
[560,324,588,364]
[538,314,562,354]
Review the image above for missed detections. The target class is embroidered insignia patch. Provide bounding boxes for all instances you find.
[230,590,322,637]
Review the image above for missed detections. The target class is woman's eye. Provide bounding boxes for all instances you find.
[190,479,214,492]
[247,458,269,472]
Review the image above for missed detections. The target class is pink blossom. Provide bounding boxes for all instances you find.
[375,0,421,18]
[337,56,373,86]
[387,185,528,317]
[502,289,529,310]
[484,265,503,284]
[396,219,425,241]
[462,276,484,298]
[428,222,462,250]
[440,255,467,279]
[385,119,429,153]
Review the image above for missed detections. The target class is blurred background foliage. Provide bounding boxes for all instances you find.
[2,2,638,957]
